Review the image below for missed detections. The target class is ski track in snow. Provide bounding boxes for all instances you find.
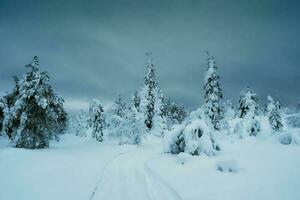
[88,150,182,200]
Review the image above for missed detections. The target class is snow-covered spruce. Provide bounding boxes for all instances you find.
[113,94,127,118]
[203,54,224,130]
[71,109,89,137]
[0,98,4,133]
[266,96,283,132]
[119,106,144,145]
[2,56,67,149]
[139,52,157,130]
[164,119,220,156]
[163,98,187,125]
[151,87,168,136]
[89,99,105,142]
[132,90,141,112]
[234,87,261,136]
[238,87,259,118]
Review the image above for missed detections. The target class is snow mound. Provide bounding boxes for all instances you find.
[216,159,239,173]
[163,119,220,156]
[279,130,300,145]
[285,113,300,128]
[175,152,193,165]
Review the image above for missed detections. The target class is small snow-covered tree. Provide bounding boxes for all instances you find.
[164,98,187,125]
[89,99,105,142]
[266,96,283,132]
[114,94,127,118]
[73,109,89,137]
[0,98,4,133]
[238,87,259,118]
[236,87,261,136]
[140,52,157,130]
[132,90,141,112]
[120,106,144,145]
[152,87,168,135]
[4,56,68,148]
[203,54,223,130]
[223,100,236,121]
[2,76,20,138]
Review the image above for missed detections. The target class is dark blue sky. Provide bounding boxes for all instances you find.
[0,0,299,112]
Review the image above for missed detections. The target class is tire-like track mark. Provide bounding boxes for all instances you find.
[88,150,136,200]
[89,150,183,200]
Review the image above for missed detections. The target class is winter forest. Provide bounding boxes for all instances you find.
[1,53,300,200]
[1,0,300,200]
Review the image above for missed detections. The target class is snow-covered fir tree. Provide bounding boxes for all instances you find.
[73,109,89,137]
[89,99,105,142]
[152,87,168,135]
[203,54,223,130]
[0,98,4,133]
[3,56,67,148]
[132,90,141,112]
[140,52,157,130]
[2,76,20,138]
[266,96,283,132]
[114,94,127,118]
[120,105,144,145]
[236,87,261,136]
[164,98,187,125]
[223,100,236,121]
[238,87,259,118]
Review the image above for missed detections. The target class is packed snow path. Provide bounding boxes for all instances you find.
[89,150,182,200]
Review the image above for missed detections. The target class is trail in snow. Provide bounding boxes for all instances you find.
[88,150,182,200]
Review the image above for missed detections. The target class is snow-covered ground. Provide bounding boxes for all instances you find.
[1,133,300,200]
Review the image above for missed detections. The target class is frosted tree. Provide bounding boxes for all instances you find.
[164,98,187,124]
[152,87,168,135]
[140,52,157,130]
[89,99,105,142]
[203,54,223,129]
[2,76,20,138]
[120,106,144,145]
[4,56,68,148]
[238,87,259,118]
[114,94,127,118]
[132,90,141,112]
[266,96,283,132]
[223,100,236,121]
[74,110,89,136]
[0,98,4,133]
[237,87,261,136]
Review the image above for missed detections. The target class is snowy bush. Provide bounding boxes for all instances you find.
[284,113,300,128]
[164,119,220,156]
[163,124,185,154]
[279,130,300,145]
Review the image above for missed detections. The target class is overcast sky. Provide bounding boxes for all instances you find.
[0,0,299,113]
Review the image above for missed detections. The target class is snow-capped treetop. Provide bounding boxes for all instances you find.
[26,56,39,72]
